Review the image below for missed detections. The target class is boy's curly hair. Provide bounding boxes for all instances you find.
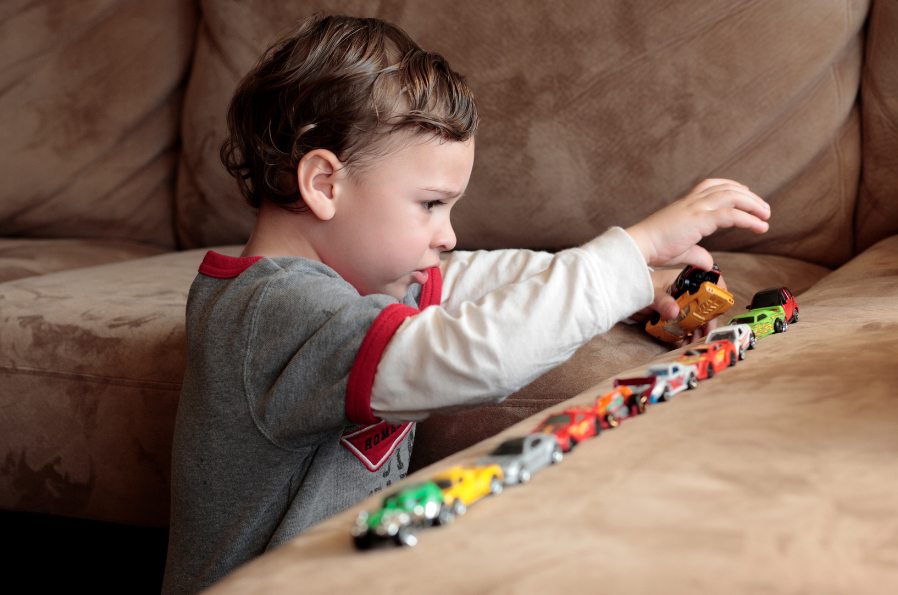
[221,14,479,211]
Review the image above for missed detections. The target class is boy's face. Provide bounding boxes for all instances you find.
[321,134,475,299]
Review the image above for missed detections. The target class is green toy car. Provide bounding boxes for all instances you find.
[351,481,453,549]
[729,306,788,339]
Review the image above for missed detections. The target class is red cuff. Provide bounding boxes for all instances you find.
[346,304,420,424]
[345,267,443,424]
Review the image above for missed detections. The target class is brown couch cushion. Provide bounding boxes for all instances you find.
[0,0,197,248]
[0,246,239,526]
[409,251,831,471]
[177,0,865,270]
[204,234,898,595]
[0,238,168,284]
[0,241,828,525]
[857,0,898,253]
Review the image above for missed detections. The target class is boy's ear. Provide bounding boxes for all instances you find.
[297,149,344,221]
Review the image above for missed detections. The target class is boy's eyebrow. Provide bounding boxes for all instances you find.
[421,187,464,198]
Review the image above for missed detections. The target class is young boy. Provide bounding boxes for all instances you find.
[162,13,770,595]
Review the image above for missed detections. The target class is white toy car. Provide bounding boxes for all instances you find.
[705,323,756,360]
[615,362,698,403]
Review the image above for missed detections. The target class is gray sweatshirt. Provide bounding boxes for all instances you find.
[162,228,654,595]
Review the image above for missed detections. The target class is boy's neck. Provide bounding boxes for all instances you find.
[240,201,321,261]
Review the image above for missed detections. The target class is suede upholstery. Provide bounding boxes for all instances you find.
[176,0,867,269]
[0,5,896,585]
[0,0,197,248]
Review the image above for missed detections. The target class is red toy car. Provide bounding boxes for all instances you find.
[677,339,737,380]
[532,407,600,452]
[746,287,799,324]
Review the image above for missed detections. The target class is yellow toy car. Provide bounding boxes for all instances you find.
[432,465,504,516]
[646,281,735,343]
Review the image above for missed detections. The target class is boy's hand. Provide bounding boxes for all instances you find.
[625,179,770,270]
[629,269,730,345]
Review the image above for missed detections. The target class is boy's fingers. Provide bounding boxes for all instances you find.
[692,179,748,194]
[652,292,680,320]
[697,186,770,218]
[713,208,771,234]
[661,244,714,270]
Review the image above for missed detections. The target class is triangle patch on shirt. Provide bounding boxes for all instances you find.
[341,421,414,472]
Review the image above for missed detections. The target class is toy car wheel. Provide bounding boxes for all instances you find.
[451,499,467,517]
[394,527,417,547]
[594,417,602,434]
[604,413,619,429]
[749,332,757,349]
[774,318,785,333]
[518,468,531,484]
[729,352,737,367]
[791,312,799,324]
[687,374,698,390]
[629,393,648,415]
[706,365,715,379]
[659,386,672,402]
[567,436,578,451]
[738,346,745,361]
[489,476,503,495]
[434,504,455,526]
[353,532,376,550]
[550,445,563,464]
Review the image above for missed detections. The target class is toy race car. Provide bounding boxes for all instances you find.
[477,434,563,485]
[615,362,698,403]
[705,323,756,357]
[532,407,601,452]
[646,264,735,343]
[677,339,737,380]
[352,481,451,549]
[432,465,504,516]
[729,309,786,338]
[591,385,640,428]
[745,287,799,323]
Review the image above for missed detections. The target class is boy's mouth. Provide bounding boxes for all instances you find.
[411,269,429,285]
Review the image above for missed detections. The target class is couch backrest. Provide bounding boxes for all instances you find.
[857,0,898,255]
[175,0,872,268]
[0,0,197,249]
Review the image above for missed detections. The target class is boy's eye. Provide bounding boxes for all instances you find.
[422,200,445,212]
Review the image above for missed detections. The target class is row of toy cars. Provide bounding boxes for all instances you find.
[352,265,799,550]
[646,263,799,343]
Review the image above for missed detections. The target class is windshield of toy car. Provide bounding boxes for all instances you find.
[712,331,737,343]
[491,439,525,455]
[731,316,753,325]
[751,292,782,309]
[647,367,669,375]
[544,415,570,425]
[433,479,452,490]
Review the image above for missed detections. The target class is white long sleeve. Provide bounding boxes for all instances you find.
[370,227,654,422]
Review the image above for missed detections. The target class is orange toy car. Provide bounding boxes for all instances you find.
[532,407,600,452]
[646,281,735,343]
[589,386,642,429]
[677,339,737,380]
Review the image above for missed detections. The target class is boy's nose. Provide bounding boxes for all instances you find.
[433,220,457,252]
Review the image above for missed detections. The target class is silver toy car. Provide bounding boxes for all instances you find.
[477,434,563,485]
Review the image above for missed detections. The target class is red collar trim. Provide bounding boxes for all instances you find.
[198,251,263,278]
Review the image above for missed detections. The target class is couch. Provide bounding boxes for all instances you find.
[2,0,897,589]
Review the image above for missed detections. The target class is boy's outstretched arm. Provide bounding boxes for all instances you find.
[367,179,769,422]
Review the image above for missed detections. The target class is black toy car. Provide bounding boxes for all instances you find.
[667,264,722,299]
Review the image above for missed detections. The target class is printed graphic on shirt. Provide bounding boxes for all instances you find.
[341,421,414,472]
